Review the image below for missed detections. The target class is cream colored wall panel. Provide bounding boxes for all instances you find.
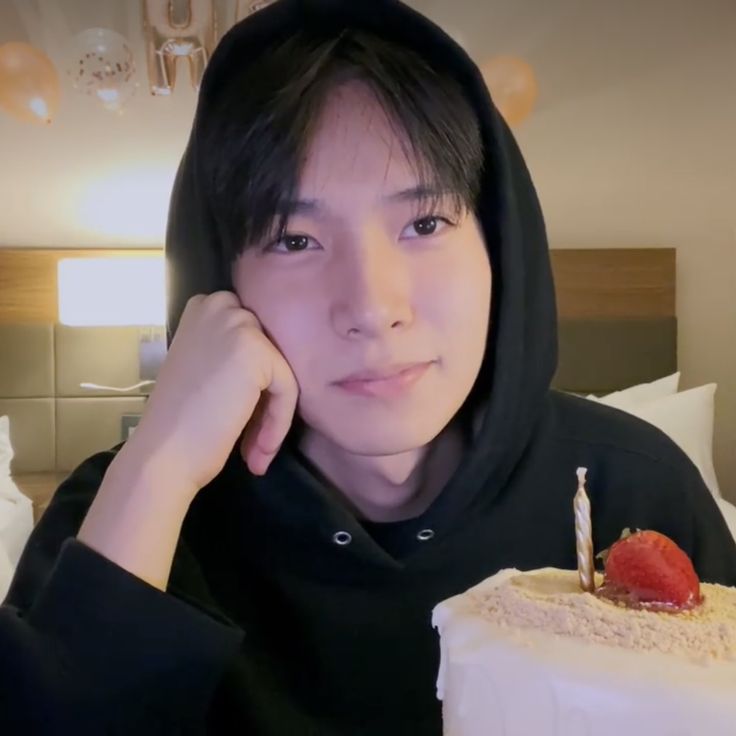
[55,397,146,471]
[0,324,54,397]
[0,398,55,474]
[55,397,146,472]
[55,325,151,398]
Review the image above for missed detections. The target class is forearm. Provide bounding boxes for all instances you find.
[77,436,197,592]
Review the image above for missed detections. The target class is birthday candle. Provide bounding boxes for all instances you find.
[574,467,595,593]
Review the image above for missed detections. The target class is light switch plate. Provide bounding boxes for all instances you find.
[138,327,167,381]
[121,414,143,442]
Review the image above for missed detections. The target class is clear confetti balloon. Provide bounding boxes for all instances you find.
[64,28,138,113]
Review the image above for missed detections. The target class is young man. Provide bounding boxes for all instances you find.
[2,1,735,734]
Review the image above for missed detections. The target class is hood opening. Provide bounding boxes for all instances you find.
[165,0,557,522]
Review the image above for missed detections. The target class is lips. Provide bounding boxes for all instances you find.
[333,361,434,399]
[334,361,434,384]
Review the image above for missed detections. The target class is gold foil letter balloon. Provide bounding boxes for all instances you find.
[142,0,218,95]
[481,55,538,128]
[0,42,60,125]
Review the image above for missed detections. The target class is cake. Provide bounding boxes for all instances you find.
[433,470,736,735]
[432,563,736,736]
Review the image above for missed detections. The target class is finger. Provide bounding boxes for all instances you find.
[250,357,299,472]
[241,400,273,476]
[239,404,265,473]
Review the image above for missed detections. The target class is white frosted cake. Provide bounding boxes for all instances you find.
[432,567,736,736]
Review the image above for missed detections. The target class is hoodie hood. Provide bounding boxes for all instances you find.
[165,0,557,527]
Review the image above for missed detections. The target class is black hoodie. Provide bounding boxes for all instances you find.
[2,1,735,734]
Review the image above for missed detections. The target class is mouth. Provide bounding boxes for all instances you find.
[333,361,434,399]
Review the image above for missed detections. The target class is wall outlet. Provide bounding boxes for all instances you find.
[121,414,143,442]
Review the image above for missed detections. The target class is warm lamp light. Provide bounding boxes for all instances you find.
[58,257,165,327]
[57,256,167,390]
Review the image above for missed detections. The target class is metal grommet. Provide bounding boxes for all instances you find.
[332,531,352,546]
[417,528,435,541]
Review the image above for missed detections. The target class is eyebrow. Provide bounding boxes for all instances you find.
[384,185,452,203]
[274,186,453,217]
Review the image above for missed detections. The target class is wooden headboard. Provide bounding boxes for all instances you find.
[550,248,676,394]
[0,248,159,324]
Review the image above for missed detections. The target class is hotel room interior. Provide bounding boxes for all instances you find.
[1,0,735,597]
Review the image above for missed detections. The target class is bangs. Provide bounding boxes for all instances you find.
[200,28,484,263]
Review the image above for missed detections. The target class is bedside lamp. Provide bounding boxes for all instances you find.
[57,256,167,393]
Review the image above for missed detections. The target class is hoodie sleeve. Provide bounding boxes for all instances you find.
[0,447,244,734]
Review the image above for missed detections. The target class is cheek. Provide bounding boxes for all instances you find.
[232,262,317,372]
[423,241,492,335]
[258,302,316,371]
[248,291,326,392]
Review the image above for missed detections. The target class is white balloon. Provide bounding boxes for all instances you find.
[64,27,139,113]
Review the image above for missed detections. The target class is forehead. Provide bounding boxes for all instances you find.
[297,80,419,199]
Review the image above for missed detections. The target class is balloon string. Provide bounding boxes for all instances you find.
[35,0,73,62]
[9,0,44,50]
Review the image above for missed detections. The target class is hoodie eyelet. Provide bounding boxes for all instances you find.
[332,531,352,546]
[417,529,435,541]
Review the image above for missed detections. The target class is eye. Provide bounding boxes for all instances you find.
[265,233,320,254]
[400,215,454,240]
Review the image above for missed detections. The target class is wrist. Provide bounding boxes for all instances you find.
[113,430,199,508]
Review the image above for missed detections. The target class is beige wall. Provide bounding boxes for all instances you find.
[0,0,734,495]
[425,0,735,497]
[498,0,736,498]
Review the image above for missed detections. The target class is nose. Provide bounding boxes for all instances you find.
[331,229,414,339]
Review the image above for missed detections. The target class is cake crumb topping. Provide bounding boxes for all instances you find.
[470,570,736,662]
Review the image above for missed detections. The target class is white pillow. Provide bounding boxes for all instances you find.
[0,541,13,603]
[0,414,13,476]
[0,416,35,599]
[587,372,680,410]
[594,385,721,499]
[715,498,736,545]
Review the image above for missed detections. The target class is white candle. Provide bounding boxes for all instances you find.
[574,467,595,593]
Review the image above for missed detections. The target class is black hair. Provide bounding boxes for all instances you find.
[200,25,485,265]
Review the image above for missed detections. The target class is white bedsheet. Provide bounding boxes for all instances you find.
[0,474,34,602]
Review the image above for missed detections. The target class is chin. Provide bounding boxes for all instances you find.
[328,420,445,456]
[298,385,465,454]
